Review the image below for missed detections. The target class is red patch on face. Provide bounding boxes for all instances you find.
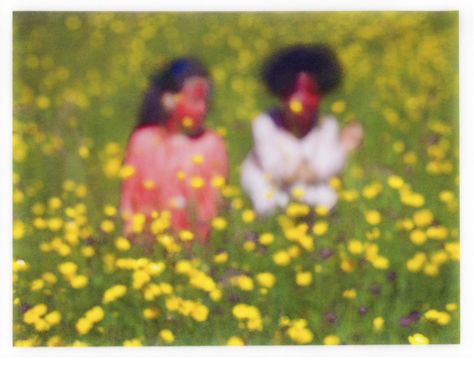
[175,77,210,133]
[284,72,321,119]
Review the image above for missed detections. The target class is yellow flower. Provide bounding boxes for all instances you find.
[408,333,430,345]
[342,288,357,299]
[406,252,427,272]
[179,230,194,242]
[191,303,209,322]
[58,262,78,277]
[286,203,310,217]
[76,318,93,336]
[42,272,57,284]
[241,209,255,223]
[13,259,29,272]
[191,153,204,164]
[13,220,26,240]
[190,176,205,189]
[44,311,62,326]
[423,263,439,277]
[211,175,225,188]
[273,251,291,266]
[426,226,449,240]
[287,322,313,344]
[295,271,312,287]
[132,270,151,289]
[213,252,229,264]
[123,339,142,347]
[243,240,256,252]
[289,99,303,113]
[413,209,434,227]
[143,308,160,320]
[70,275,89,289]
[323,335,340,345]
[100,219,115,233]
[373,317,384,332]
[256,272,276,288]
[159,329,175,343]
[365,209,381,225]
[331,100,346,113]
[315,206,330,216]
[259,232,274,246]
[115,236,131,251]
[119,164,136,179]
[387,175,404,189]
[446,303,457,312]
[81,245,95,257]
[234,275,254,291]
[226,336,244,346]
[211,217,227,231]
[312,221,328,236]
[103,284,127,304]
[348,239,364,255]
[410,230,427,246]
[85,306,105,323]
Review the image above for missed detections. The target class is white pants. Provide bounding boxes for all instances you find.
[240,153,338,216]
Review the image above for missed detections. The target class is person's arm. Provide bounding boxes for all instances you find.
[304,117,348,182]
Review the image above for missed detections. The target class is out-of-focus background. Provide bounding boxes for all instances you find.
[13,12,459,346]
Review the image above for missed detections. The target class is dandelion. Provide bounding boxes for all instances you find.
[273,251,291,266]
[70,275,89,289]
[211,217,227,231]
[323,335,340,345]
[190,176,205,189]
[123,339,142,347]
[115,236,131,251]
[365,210,381,225]
[410,230,427,246]
[159,329,175,343]
[295,271,312,287]
[342,289,357,299]
[408,333,430,345]
[256,272,276,288]
[241,209,255,223]
[226,336,244,346]
[103,284,127,304]
[373,317,385,332]
[259,232,274,246]
[312,221,328,236]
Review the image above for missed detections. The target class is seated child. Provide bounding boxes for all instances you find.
[240,45,363,216]
[120,58,228,242]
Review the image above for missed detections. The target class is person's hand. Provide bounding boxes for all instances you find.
[341,122,364,152]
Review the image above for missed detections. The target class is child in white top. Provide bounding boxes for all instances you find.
[241,45,363,216]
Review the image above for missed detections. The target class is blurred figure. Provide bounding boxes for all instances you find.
[241,45,363,216]
[120,58,228,242]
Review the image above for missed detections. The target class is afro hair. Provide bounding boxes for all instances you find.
[262,44,343,98]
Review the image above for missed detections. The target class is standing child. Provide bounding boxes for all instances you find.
[120,58,228,242]
[241,45,363,216]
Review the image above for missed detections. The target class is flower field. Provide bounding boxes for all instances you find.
[12,12,459,346]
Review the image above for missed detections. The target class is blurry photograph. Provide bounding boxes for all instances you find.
[12,12,459,347]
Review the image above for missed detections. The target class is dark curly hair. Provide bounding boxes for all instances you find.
[262,44,343,98]
[137,57,210,128]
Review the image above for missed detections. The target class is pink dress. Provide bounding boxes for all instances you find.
[120,124,228,241]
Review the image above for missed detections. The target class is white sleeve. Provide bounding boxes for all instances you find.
[304,116,347,181]
[252,114,301,183]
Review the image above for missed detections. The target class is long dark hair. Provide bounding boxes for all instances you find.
[136,57,210,128]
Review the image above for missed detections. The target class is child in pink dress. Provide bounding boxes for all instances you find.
[120,58,228,242]
[241,45,363,216]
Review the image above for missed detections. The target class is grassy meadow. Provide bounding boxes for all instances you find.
[12,12,459,347]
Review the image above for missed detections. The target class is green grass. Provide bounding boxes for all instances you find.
[13,11,459,347]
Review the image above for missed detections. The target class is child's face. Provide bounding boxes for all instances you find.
[174,77,210,135]
[283,72,321,125]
